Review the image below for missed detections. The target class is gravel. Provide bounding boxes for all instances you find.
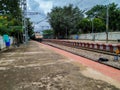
[43,42,120,69]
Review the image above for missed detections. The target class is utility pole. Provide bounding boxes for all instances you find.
[21,0,28,43]
[106,0,109,43]
[21,0,43,43]
[66,27,67,39]
[91,18,94,41]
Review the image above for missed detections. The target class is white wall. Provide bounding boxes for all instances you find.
[0,36,14,50]
[70,32,120,41]
[0,36,5,50]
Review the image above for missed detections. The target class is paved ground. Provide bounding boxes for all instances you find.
[0,41,120,90]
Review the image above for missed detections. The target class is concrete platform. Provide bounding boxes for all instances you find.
[0,40,120,90]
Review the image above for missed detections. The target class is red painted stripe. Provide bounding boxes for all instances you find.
[40,42,120,82]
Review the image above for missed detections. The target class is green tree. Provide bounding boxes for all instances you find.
[48,4,84,39]
[0,0,21,18]
[42,29,54,39]
[77,18,91,33]
[93,18,106,33]
[0,0,22,35]
[0,15,10,35]
[108,3,120,31]
[0,0,25,44]
[86,3,120,32]
[86,5,106,20]
[26,18,34,38]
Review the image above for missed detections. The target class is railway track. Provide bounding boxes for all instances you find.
[42,39,120,70]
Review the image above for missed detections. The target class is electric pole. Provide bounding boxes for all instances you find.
[106,0,109,43]
[21,0,28,43]
[20,0,42,43]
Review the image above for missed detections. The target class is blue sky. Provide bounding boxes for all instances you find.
[27,0,120,32]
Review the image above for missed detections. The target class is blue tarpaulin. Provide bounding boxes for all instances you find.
[5,41,10,47]
[3,34,9,42]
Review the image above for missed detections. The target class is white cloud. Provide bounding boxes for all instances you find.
[27,0,120,31]
[39,1,53,14]
[27,0,41,11]
[27,0,47,23]
[28,0,120,15]
[33,0,53,14]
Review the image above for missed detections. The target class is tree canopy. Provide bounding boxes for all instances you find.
[0,0,22,35]
[48,3,120,38]
[42,29,54,39]
[0,0,21,18]
[86,3,120,32]
[0,0,34,43]
[48,4,84,39]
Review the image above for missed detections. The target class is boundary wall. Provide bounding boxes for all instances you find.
[70,32,120,41]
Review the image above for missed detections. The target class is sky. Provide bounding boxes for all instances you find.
[27,0,120,32]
